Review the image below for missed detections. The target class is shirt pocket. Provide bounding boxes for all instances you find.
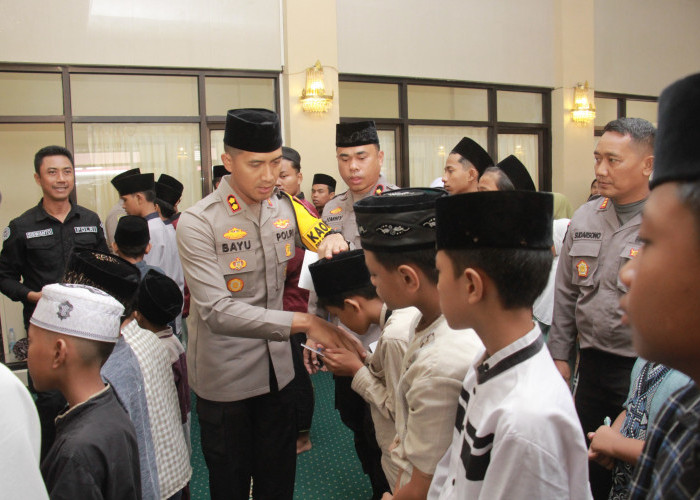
[274,241,295,289]
[219,250,257,299]
[73,231,98,248]
[569,240,601,287]
[617,242,641,292]
[25,233,57,270]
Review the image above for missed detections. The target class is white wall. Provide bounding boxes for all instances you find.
[595,0,700,96]
[0,0,282,70]
[337,0,557,87]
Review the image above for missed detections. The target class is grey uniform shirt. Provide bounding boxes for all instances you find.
[176,178,304,402]
[548,197,644,360]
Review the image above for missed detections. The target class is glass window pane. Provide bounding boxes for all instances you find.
[595,97,618,128]
[0,123,65,359]
[497,91,543,123]
[73,123,202,222]
[497,134,539,188]
[339,82,399,119]
[626,100,658,127]
[408,86,488,121]
[377,130,396,185]
[210,130,225,172]
[0,72,63,116]
[205,77,276,116]
[71,74,199,116]
[408,125,488,187]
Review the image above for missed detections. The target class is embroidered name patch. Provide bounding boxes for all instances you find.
[223,227,247,240]
[273,219,290,229]
[74,226,98,234]
[577,260,589,278]
[330,207,342,215]
[227,195,241,213]
[229,258,247,271]
[26,228,53,239]
[227,278,244,293]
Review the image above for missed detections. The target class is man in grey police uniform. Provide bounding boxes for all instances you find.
[319,121,399,499]
[547,117,655,499]
[176,108,352,500]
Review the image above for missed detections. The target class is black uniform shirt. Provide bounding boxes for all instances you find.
[0,199,109,326]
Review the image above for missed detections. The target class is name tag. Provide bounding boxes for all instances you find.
[74,226,98,234]
[26,229,53,239]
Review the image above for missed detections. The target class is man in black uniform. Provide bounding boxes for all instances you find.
[0,145,108,459]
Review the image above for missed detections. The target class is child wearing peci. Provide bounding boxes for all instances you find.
[427,190,591,499]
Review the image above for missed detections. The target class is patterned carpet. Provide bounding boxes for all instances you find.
[188,371,373,499]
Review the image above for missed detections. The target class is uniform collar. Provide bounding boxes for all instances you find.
[476,324,543,384]
[144,212,160,221]
[35,199,78,223]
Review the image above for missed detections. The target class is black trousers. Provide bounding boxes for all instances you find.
[197,383,297,500]
[289,333,315,433]
[574,348,636,500]
[334,375,390,499]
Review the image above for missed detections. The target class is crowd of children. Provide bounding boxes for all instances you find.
[2,72,700,500]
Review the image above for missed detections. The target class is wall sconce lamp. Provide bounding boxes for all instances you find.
[571,81,596,125]
[300,60,334,113]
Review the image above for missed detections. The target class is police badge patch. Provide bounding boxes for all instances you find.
[57,301,74,320]
[2,226,9,241]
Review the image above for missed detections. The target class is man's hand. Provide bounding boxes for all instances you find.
[554,359,571,385]
[303,340,326,375]
[292,313,366,358]
[317,233,348,260]
[323,347,364,377]
[587,426,618,470]
[27,291,42,303]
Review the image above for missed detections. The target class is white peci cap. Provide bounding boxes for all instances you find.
[30,283,124,343]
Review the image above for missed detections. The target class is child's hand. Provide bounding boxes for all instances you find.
[587,426,618,470]
[303,341,327,374]
[323,347,364,377]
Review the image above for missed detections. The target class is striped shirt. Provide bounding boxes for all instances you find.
[629,382,700,499]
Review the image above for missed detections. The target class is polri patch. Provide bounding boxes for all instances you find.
[227,195,241,214]
[227,278,244,293]
[273,219,290,229]
[576,259,589,278]
[223,227,247,240]
[2,227,9,241]
[229,258,247,271]
[74,226,98,234]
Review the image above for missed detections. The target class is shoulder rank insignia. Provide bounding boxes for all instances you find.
[330,207,342,215]
[273,219,290,229]
[576,259,589,278]
[223,227,247,240]
[598,197,609,210]
[267,198,274,207]
[229,258,247,271]
[227,278,244,293]
[629,247,639,257]
[375,184,385,195]
[227,195,241,214]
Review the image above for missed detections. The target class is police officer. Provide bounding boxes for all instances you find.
[0,145,109,459]
[441,137,493,195]
[176,108,352,500]
[548,117,655,499]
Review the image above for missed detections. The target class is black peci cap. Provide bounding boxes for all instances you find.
[223,108,283,153]
[336,121,379,148]
[450,137,494,177]
[309,249,372,299]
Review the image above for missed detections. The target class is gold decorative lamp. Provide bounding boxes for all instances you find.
[571,81,596,125]
[300,60,334,113]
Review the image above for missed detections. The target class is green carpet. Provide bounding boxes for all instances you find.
[188,371,373,499]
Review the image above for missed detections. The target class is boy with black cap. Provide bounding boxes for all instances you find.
[617,73,700,499]
[427,191,591,499]
[310,249,417,488]
[353,188,483,499]
[176,108,353,499]
[311,172,336,214]
[155,173,184,227]
[112,215,164,278]
[28,283,140,499]
[65,249,191,500]
[135,270,190,454]
[441,137,494,195]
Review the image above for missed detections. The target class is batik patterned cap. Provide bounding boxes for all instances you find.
[30,283,123,343]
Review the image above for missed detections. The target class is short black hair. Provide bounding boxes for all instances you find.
[34,145,74,173]
[371,248,438,285]
[676,180,700,242]
[317,284,378,310]
[155,198,176,219]
[140,189,156,203]
[443,248,552,309]
[115,241,149,259]
[602,117,656,153]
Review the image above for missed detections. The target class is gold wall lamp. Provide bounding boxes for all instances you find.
[571,81,596,125]
[300,60,334,113]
